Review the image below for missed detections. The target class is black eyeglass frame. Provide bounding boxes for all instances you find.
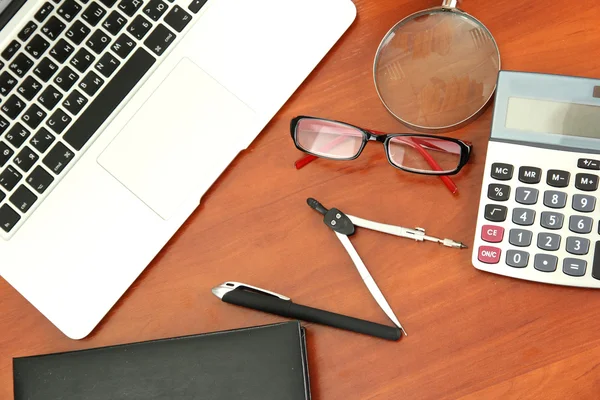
[290,115,472,176]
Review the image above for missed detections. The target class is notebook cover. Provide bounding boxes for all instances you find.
[13,321,311,400]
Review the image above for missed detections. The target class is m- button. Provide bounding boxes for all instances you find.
[478,246,501,264]
[481,225,504,243]
[546,169,570,188]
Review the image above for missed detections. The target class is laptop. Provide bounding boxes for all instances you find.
[0,0,356,339]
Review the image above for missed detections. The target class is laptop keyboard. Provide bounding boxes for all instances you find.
[0,0,207,237]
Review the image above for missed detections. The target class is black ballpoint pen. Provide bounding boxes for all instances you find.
[212,282,402,341]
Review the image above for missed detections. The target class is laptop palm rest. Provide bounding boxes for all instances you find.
[97,57,256,220]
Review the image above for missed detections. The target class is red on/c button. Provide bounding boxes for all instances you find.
[481,225,504,243]
[478,246,501,264]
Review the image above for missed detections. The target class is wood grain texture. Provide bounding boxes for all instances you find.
[3,0,600,398]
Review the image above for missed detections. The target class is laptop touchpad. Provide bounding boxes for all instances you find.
[97,58,256,220]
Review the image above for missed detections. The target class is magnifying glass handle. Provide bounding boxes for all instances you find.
[442,0,458,8]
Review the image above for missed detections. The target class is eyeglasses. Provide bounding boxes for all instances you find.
[290,116,472,194]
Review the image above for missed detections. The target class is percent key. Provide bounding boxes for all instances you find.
[487,184,510,201]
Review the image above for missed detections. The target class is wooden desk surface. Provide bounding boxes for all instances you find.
[3,0,600,398]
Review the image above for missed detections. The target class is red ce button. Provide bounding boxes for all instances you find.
[481,225,504,243]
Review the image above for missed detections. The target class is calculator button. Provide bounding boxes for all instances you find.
[563,258,587,277]
[515,187,538,205]
[484,204,507,222]
[540,211,564,230]
[481,225,504,243]
[477,246,501,264]
[578,158,600,170]
[543,190,567,209]
[572,194,596,213]
[537,233,561,251]
[519,166,541,184]
[534,254,558,272]
[546,169,570,188]
[569,215,593,234]
[487,184,510,201]
[566,236,590,255]
[506,250,529,268]
[592,242,600,280]
[509,229,532,247]
[575,173,598,191]
[512,208,535,226]
[491,163,513,180]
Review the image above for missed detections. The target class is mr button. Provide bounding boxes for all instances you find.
[575,173,599,191]
[478,246,501,264]
[519,166,542,184]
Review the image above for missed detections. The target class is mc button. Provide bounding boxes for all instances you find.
[491,163,513,180]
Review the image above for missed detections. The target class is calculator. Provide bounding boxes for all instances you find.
[472,70,600,288]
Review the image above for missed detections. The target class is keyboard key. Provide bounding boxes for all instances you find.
[25,34,50,59]
[62,90,88,115]
[46,108,72,134]
[34,2,55,23]
[1,40,21,61]
[0,71,18,96]
[563,258,587,277]
[484,204,507,222]
[100,0,118,7]
[569,215,593,234]
[0,204,20,232]
[29,128,55,153]
[21,104,47,129]
[0,165,23,191]
[143,0,168,21]
[543,190,567,209]
[86,29,112,54]
[575,173,598,191]
[18,21,38,42]
[64,48,155,150]
[57,0,82,22]
[49,39,75,63]
[534,254,558,272]
[9,53,34,77]
[477,246,501,264]
[509,228,532,247]
[1,95,26,119]
[518,166,541,184]
[54,66,79,91]
[127,15,152,39]
[102,11,128,35]
[17,76,43,100]
[187,0,206,13]
[566,236,590,255]
[512,207,535,226]
[515,187,538,205]
[572,194,596,213]
[540,211,564,230]
[41,16,66,40]
[13,146,39,172]
[578,158,600,170]
[111,33,135,58]
[26,165,54,194]
[82,2,107,26]
[79,70,104,96]
[506,250,529,268]
[65,20,91,45]
[43,141,74,174]
[33,57,59,81]
[481,225,504,243]
[144,23,175,56]
[9,184,37,212]
[70,47,96,73]
[0,188,3,202]
[118,0,144,16]
[164,5,191,32]
[0,117,8,135]
[0,142,13,167]
[537,233,561,251]
[38,85,63,110]
[546,169,570,188]
[4,123,30,148]
[490,163,513,181]
[94,52,120,78]
[487,183,510,201]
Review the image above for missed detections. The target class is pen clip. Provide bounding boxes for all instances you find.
[212,281,291,301]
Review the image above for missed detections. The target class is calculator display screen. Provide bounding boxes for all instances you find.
[506,97,600,139]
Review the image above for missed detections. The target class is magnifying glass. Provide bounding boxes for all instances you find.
[373,0,500,132]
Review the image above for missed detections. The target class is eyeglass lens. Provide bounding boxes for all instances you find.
[295,118,462,173]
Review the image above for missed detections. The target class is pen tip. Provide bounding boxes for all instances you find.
[460,243,468,249]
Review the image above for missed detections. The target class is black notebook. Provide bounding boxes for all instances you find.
[13,321,311,400]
